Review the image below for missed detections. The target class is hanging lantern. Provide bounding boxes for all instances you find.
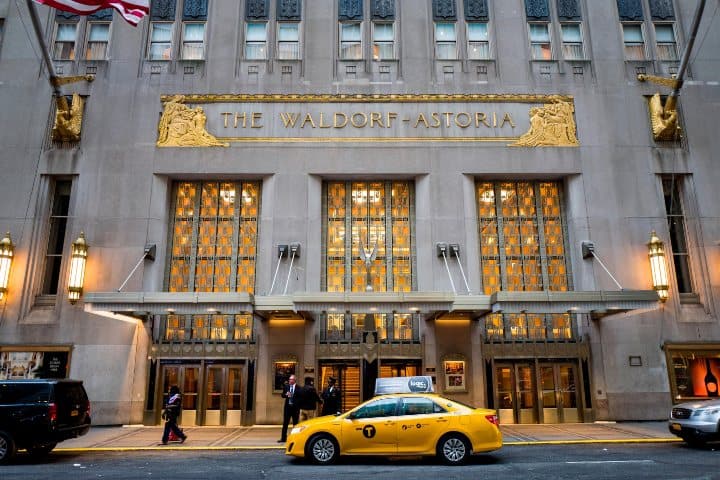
[647,231,669,302]
[0,232,14,300]
[68,232,88,304]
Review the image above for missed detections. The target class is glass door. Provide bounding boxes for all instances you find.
[495,365,515,424]
[495,363,537,424]
[160,365,199,426]
[540,363,580,423]
[203,365,244,426]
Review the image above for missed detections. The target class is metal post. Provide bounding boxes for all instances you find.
[666,0,707,111]
[25,0,62,97]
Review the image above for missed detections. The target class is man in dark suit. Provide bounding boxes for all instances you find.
[321,377,341,416]
[278,374,299,443]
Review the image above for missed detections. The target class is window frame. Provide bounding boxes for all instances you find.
[371,21,395,61]
[466,21,490,60]
[53,21,78,61]
[147,21,175,61]
[622,22,647,60]
[180,21,206,60]
[339,21,363,60]
[245,21,268,60]
[434,21,457,60]
[560,22,585,60]
[85,21,111,61]
[528,22,553,60]
[654,22,678,61]
[276,21,301,60]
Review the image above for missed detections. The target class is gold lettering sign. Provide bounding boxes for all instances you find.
[157,94,579,147]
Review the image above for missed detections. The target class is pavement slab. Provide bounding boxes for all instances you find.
[55,421,679,451]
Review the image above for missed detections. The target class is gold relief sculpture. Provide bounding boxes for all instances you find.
[52,93,85,143]
[157,95,229,147]
[510,97,579,147]
[648,93,680,141]
[638,75,681,142]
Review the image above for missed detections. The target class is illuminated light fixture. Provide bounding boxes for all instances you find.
[647,231,669,302]
[0,232,15,300]
[68,232,88,304]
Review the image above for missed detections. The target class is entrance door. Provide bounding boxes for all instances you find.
[495,363,537,424]
[540,364,580,423]
[160,365,199,426]
[319,362,361,412]
[204,366,243,426]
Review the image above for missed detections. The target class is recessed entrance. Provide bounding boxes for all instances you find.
[159,361,245,426]
[494,361,582,424]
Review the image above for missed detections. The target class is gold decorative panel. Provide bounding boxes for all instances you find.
[324,181,413,292]
[476,181,570,294]
[168,181,260,295]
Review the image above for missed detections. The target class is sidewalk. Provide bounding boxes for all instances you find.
[56,422,679,452]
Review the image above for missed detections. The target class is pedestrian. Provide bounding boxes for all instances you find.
[278,374,299,443]
[297,377,323,422]
[161,385,187,445]
[321,376,341,416]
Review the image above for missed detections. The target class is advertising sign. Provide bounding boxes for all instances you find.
[374,376,434,395]
[0,350,69,379]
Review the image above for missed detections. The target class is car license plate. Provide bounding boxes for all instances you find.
[671,423,682,431]
[70,409,78,417]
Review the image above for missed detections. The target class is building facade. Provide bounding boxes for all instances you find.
[0,0,719,426]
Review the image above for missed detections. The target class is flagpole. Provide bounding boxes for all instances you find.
[25,0,62,97]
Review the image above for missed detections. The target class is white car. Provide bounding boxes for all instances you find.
[669,399,720,445]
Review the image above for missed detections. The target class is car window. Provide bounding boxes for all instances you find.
[400,397,447,415]
[55,383,88,403]
[0,383,51,404]
[352,398,398,419]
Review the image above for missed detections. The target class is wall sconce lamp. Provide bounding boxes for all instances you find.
[68,232,88,304]
[647,231,669,302]
[0,232,15,300]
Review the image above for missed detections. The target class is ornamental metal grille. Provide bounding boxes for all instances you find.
[167,181,260,294]
[556,0,581,20]
[617,0,644,21]
[476,181,572,294]
[525,0,550,20]
[151,0,176,21]
[323,181,415,293]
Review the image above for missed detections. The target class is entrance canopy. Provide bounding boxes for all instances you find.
[84,290,659,321]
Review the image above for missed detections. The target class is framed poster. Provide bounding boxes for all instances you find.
[0,349,70,379]
[273,360,297,392]
[444,360,466,392]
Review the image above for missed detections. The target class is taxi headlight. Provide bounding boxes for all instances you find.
[290,426,307,435]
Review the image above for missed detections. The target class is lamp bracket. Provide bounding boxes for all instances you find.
[289,242,301,258]
[436,243,448,257]
[144,244,156,262]
[581,241,595,259]
[278,244,288,258]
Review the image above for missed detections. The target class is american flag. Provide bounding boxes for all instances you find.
[34,1,150,26]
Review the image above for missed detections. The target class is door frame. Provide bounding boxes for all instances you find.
[491,358,587,424]
[156,359,247,426]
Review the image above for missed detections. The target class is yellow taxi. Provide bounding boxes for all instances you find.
[285,391,502,465]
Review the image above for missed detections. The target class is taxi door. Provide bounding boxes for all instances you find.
[341,397,399,454]
[396,397,448,453]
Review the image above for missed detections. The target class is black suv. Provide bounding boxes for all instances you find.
[0,379,91,463]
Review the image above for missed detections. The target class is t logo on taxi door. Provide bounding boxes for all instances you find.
[362,425,376,438]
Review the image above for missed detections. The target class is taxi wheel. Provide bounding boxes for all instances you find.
[307,434,339,465]
[437,433,470,465]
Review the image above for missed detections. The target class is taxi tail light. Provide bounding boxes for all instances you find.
[48,402,57,423]
[485,414,499,426]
